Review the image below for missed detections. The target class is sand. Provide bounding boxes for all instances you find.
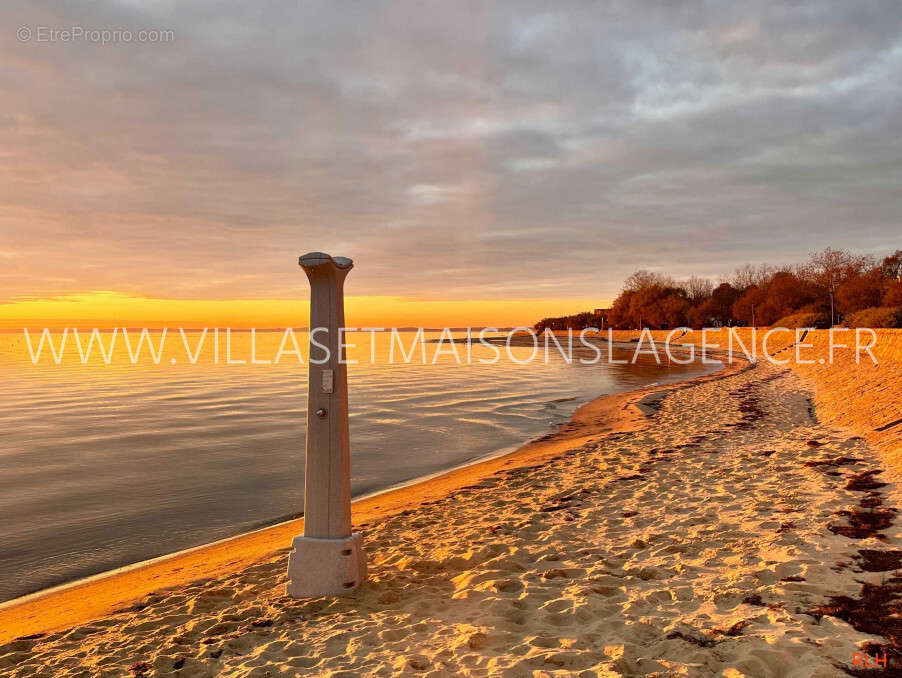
[4,350,902,676]
[604,328,902,469]
[0,347,741,645]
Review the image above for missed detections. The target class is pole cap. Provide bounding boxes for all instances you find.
[299,252,354,270]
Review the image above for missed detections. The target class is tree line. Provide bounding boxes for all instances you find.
[534,248,902,331]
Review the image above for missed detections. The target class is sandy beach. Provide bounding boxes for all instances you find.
[6,3,902,674]
[3,333,902,677]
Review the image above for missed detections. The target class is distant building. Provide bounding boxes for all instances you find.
[593,307,612,329]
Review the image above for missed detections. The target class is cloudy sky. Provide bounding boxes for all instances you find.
[1,1,901,320]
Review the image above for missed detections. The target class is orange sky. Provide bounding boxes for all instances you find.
[0,292,606,330]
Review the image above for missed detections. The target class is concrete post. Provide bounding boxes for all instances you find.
[286,252,367,597]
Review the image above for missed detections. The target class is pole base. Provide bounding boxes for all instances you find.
[286,533,367,598]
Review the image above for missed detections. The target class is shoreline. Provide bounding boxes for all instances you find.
[7,340,902,676]
[0,349,745,644]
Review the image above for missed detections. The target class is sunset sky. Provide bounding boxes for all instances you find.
[2,2,901,327]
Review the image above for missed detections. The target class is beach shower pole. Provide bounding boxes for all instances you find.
[286,252,367,597]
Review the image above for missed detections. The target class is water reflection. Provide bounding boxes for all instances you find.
[0,331,717,601]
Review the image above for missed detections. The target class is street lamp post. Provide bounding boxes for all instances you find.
[286,252,367,598]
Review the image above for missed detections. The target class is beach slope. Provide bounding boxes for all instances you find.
[3,355,902,676]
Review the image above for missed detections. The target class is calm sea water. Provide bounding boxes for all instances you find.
[0,330,718,602]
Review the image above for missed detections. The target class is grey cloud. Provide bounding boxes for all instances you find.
[0,0,900,304]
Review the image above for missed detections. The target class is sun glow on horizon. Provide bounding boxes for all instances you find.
[0,291,607,330]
